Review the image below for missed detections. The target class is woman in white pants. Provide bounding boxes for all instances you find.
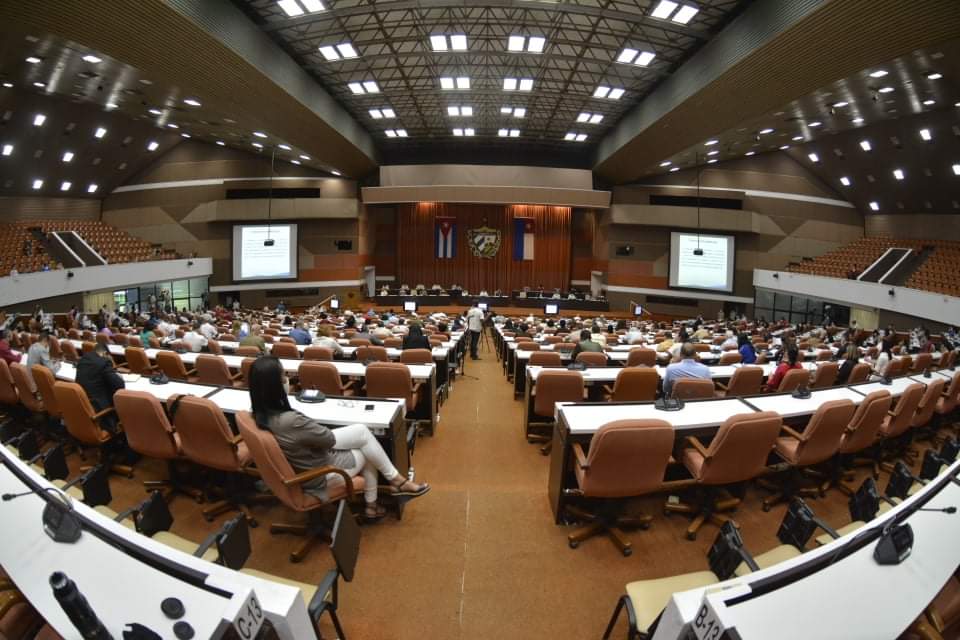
[248,357,429,522]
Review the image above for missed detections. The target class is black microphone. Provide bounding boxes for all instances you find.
[918,506,957,514]
[50,572,113,639]
[2,489,34,501]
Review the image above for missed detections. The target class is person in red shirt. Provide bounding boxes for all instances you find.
[0,329,22,366]
[766,347,801,391]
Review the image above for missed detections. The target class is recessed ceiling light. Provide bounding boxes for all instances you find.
[953,164,960,176]
[1,144,12,156]
[919,128,932,141]
[840,177,851,186]
[362,81,379,93]
[1,82,11,88]
[60,181,71,192]
[290,159,301,165]
[650,0,679,19]
[593,86,610,98]
[852,117,864,124]
[320,42,359,61]
[832,101,848,108]
[926,72,943,80]
[31,179,43,190]
[382,108,395,118]
[105,102,118,109]
[707,150,718,156]
[807,153,819,162]
[669,167,680,172]
[503,78,517,91]
[868,70,888,78]
[659,161,672,167]
[431,34,468,52]
[252,131,267,138]
[608,88,625,100]
[180,133,191,138]
[779,145,790,150]
[745,151,756,156]
[791,135,803,141]
[704,140,718,146]
[507,35,525,52]
[299,154,310,160]
[672,4,699,23]
[183,98,201,107]
[617,48,639,64]
[859,140,872,151]
[892,169,904,180]
[32,82,45,88]
[878,86,894,93]
[252,142,263,148]
[147,141,159,151]
[869,201,879,211]
[509,129,520,138]
[87,183,98,193]
[385,130,397,138]
[277,0,304,16]
[93,127,107,139]
[922,99,935,106]
[215,140,225,146]
[808,121,822,127]
[450,34,468,51]
[302,0,326,11]
[348,82,364,94]
[498,129,509,137]
[526,36,546,53]
[707,159,717,164]
[331,170,342,176]
[32,114,46,126]
[518,78,533,91]
[148,108,162,115]
[167,123,179,129]
[25,56,42,64]
[62,151,74,162]
[759,128,774,134]
[82,54,102,63]
[589,114,603,124]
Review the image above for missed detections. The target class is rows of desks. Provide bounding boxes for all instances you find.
[546,370,957,522]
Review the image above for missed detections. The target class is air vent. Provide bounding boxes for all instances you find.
[335,240,353,251]
[225,188,320,199]
[615,245,634,256]
[649,194,742,210]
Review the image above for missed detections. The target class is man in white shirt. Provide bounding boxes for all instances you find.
[466,303,485,360]
[199,319,219,341]
[181,322,208,353]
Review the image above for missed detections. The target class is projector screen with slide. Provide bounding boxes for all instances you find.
[232,224,298,282]
[669,232,735,292]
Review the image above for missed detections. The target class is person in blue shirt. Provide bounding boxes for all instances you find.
[662,343,712,397]
[288,322,312,346]
[738,333,757,364]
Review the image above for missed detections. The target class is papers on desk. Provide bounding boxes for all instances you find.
[121,374,141,383]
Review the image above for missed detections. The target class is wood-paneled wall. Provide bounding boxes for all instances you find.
[0,197,101,221]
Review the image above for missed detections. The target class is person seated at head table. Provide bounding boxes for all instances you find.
[479,289,489,297]
[77,341,125,432]
[552,289,561,299]
[399,284,410,293]
[239,324,268,354]
[431,283,443,291]
[248,357,429,522]
[662,343,712,396]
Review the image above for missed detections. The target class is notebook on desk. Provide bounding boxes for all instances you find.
[121,374,141,383]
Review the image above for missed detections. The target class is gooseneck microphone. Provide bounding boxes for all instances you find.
[917,506,957,514]
[50,572,114,639]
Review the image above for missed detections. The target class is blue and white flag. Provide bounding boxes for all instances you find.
[512,217,534,261]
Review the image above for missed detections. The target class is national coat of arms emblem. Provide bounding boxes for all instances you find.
[467,226,502,259]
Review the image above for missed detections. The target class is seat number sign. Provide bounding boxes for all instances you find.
[231,590,265,639]
[691,597,730,640]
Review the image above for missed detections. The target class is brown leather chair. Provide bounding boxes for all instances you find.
[365,362,422,414]
[207,339,223,355]
[911,352,934,374]
[9,363,43,415]
[670,378,716,400]
[905,377,948,452]
[809,362,839,389]
[820,390,893,494]
[0,360,19,410]
[60,340,79,363]
[81,330,95,342]
[195,354,243,387]
[517,342,541,352]
[714,366,763,397]
[123,347,156,375]
[240,358,257,386]
[603,368,659,402]
[760,399,855,509]
[127,336,143,348]
[235,411,361,562]
[30,365,61,422]
[528,370,585,454]
[113,333,129,347]
[529,351,562,367]
[271,341,300,359]
[665,411,781,540]
[847,362,871,384]
[113,390,202,501]
[874,383,925,471]
[565,420,689,556]
[48,338,63,359]
[236,346,261,357]
[357,346,389,362]
[53,381,133,477]
[156,351,198,382]
[774,368,810,392]
[935,371,960,421]
[626,348,657,367]
[718,351,741,365]
[399,349,432,364]
[170,395,271,525]
[148,336,162,349]
[576,351,608,367]
[302,346,334,361]
[219,333,236,342]
[383,337,402,348]
[298,362,357,397]
[348,338,371,347]
[923,573,960,638]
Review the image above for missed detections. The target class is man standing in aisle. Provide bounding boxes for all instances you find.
[466,302,485,360]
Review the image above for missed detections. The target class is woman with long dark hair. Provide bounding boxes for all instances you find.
[248,357,429,522]
[402,324,431,350]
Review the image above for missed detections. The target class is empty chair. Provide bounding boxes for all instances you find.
[718,351,741,365]
[123,347,156,375]
[298,362,357,397]
[665,411,782,540]
[603,368,659,402]
[906,377,947,448]
[235,411,362,563]
[0,360,19,411]
[348,338,371,347]
[873,383,925,470]
[270,342,300,359]
[714,366,763,397]
[529,351,562,367]
[846,363,871,384]
[302,346,334,361]
[670,378,716,400]
[935,372,960,422]
[60,340,80,363]
[113,390,202,501]
[517,342,541,352]
[9,363,44,415]
[195,354,243,388]
[399,349,432,364]
[30,365,62,422]
[626,349,657,367]
[53,381,133,478]
[171,395,271,525]
[219,333,236,342]
[911,352,933,373]
[356,346,389,363]
[565,420,684,556]
[236,346,261,357]
[774,368,811,393]
[127,335,143,348]
[365,362,422,415]
[821,390,893,495]
[383,337,402,348]
[527,370,584,454]
[810,362,839,389]
[156,351,198,382]
[576,351,607,367]
[207,339,222,355]
[760,399,856,509]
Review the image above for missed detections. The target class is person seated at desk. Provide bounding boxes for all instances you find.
[567,291,577,300]
[869,339,894,379]
[200,318,219,341]
[346,317,383,346]
[276,300,287,314]
[720,330,739,351]
[552,289,562,299]
[691,322,712,341]
[289,321,312,346]
[494,289,503,297]
[431,283,443,292]
[27,330,60,383]
[240,324,268,354]
[536,285,545,297]
[765,347,802,391]
[0,329,21,365]
[414,284,426,295]
[836,343,859,384]
[379,285,390,296]
[248,357,429,522]
[570,329,604,362]
[399,284,411,294]
[518,290,527,299]
[662,343,711,397]
[738,333,757,364]
[311,324,343,357]
[181,321,208,353]
[584,293,593,301]
[77,342,125,432]
[402,324,431,350]
[479,289,489,297]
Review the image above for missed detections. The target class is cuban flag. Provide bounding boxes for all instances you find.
[512,217,534,261]
[435,217,456,259]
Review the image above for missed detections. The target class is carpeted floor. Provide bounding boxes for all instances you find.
[68,337,891,640]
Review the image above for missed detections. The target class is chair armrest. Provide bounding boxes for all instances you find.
[411,382,424,396]
[601,384,614,396]
[572,443,589,469]
[684,436,710,458]
[194,530,219,559]
[780,425,805,440]
[342,379,360,391]
[306,569,340,622]
[284,466,355,499]
[185,368,197,376]
[888,410,897,418]
[715,381,728,391]
[230,372,243,381]
[92,407,115,420]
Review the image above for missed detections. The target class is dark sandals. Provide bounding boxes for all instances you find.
[391,479,431,498]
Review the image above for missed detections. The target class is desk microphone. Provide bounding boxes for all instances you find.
[50,572,113,639]
[917,506,957,514]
